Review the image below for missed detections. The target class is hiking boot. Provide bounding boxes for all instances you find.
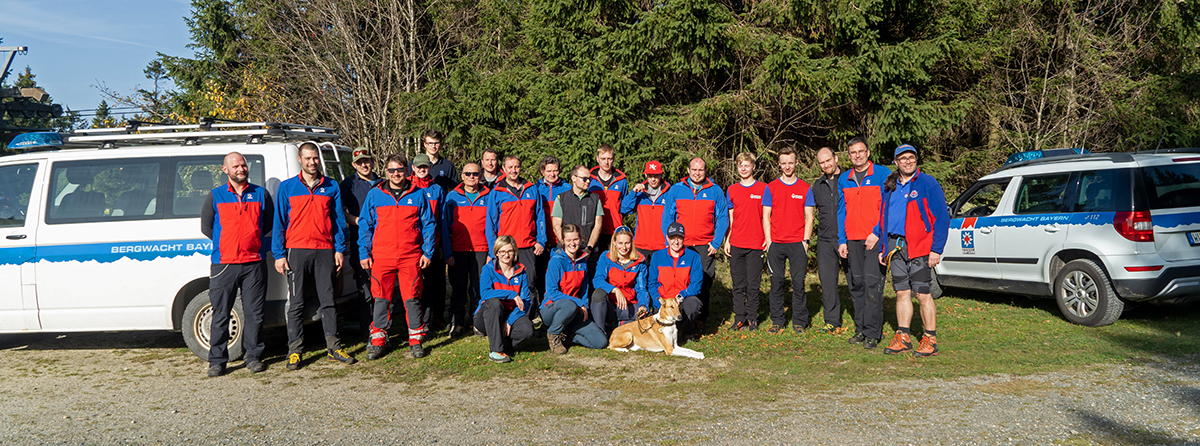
[548,333,568,355]
[863,338,879,349]
[914,335,939,358]
[818,323,838,334]
[206,364,225,377]
[286,353,301,371]
[489,352,512,363]
[767,325,785,334]
[410,344,427,359]
[793,325,808,334]
[732,321,748,331]
[366,345,385,360]
[747,321,759,331]
[473,325,485,337]
[448,324,465,338]
[245,360,267,373]
[883,331,913,355]
[327,349,357,365]
[848,333,866,344]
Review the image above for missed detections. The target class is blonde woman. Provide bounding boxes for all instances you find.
[475,235,533,363]
[589,226,649,334]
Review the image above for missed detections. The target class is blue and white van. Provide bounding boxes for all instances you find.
[938,149,1200,326]
[0,122,357,359]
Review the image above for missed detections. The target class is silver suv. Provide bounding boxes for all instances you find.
[936,149,1200,326]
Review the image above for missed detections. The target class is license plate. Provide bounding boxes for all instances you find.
[1190,231,1200,246]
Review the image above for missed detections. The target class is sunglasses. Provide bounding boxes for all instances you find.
[386,168,405,174]
[353,149,369,157]
[463,171,481,177]
[614,225,633,234]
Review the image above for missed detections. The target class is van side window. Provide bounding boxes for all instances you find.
[1074,169,1124,212]
[170,155,266,218]
[954,180,1008,218]
[0,163,38,228]
[46,160,163,224]
[1015,173,1073,214]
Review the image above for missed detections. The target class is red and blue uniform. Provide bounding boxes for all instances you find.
[413,176,448,251]
[205,182,271,264]
[538,178,572,246]
[726,181,772,249]
[661,177,729,250]
[542,248,590,309]
[485,180,547,249]
[478,262,532,326]
[593,253,649,310]
[358,181,436,346]
[767,178,811,243]
[837,163,891,244]
[271,174,346,257]
[444,184,492,254]
[648,248,703,310]
[589,167,629,235]
[620,182,672,251]
[874,169,950,258]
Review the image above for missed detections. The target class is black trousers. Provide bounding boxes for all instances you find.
[846,240,885,340]
[816,238,847,327]
[767,242,808,328]
[208,261,266,366]
[534,246,552,299]
[285,248,341,353]
[473,299,534,354]
[517,246,540,317]
[422,251,447,327]
[686,245,716,323]
[729,246,763,325]
[637,248,658,263]
[449,251,488,328]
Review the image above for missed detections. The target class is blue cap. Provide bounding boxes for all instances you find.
[894,144,917,158]
[667,222,686,238]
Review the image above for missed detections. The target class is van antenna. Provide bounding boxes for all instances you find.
[1153,130,1167,154]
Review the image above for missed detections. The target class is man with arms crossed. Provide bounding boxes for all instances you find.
[200,152,273,376]
[804,147,848,333]
[552,165,604,259]
[273,142,355,369]
[837,137,892,349]
[661,158,729,334]
[877,144,949,358]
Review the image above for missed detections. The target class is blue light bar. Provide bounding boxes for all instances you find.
[1004,148,1091,165]
[6,132,63,150]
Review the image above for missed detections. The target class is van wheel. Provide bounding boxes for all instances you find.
[181,291,244,361]
[1054,259,1123,327]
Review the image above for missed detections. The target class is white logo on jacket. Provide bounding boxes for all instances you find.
[791,194,804,200]
[750,194,762,199]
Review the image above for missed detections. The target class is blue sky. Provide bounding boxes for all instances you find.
[0,0,194,120]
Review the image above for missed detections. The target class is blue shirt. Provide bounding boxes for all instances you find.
[885,177,913,237]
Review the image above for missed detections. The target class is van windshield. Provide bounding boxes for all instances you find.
[1141,163,1200,210]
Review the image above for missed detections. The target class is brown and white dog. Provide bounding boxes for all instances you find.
[607,297,704,359]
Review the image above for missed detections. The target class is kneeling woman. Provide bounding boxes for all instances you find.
[476,235,534,363]
[590,226,649,335]
[542,224,608,354]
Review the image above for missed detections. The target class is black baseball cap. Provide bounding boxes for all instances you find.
[667,222,685,238]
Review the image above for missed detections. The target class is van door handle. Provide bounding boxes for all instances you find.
[6,234,26,240]
[1044,224,1059,233]
[979,227,992,234]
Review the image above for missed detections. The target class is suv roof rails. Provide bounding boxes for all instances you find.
[58,120,339,149]
[989,151,1135,176]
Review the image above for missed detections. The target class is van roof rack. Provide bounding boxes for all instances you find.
[61,119,339,149]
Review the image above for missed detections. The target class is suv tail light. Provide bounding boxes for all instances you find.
[1114,211,1154,242]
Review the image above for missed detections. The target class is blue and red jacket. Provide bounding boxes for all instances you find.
[272,174,346,258]
[357,181,435,260]
[444,184,492,254]
[542,248,590,309]
[413,175,448,254]
[648,248,703,310]
[874,169,950,258]
[478,261,532,326]
[593,252,649,310]
[486,179,547,249]
[203,182,272,264]
[537,178,572,246]
[589,167,629,235]
[620,181,672,251]
[837,163,892,245]
[661,177,729,249]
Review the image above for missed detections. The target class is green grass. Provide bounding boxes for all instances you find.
[261,261,1200,404]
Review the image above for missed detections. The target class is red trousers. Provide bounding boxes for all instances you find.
[369,255,427,346]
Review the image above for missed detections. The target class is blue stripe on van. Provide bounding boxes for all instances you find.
[1152,211,1200,230]
[0,239,213,266]
[953,212,1117,230]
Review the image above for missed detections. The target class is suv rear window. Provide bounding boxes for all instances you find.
[1141,163,1200,210]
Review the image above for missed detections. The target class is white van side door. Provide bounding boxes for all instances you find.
[0,160,44,331]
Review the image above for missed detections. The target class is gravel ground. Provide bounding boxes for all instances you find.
[2,331,1199,445]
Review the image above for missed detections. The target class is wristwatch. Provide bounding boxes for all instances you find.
[586,245,596,252]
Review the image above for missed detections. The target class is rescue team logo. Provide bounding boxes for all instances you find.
[791,194,804,200]
[908,191,918,198]
[750,194,762,199]
[246,194,253,200]
[962,231,975,255]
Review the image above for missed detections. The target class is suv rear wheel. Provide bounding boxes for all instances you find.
[181,290,244,361]
[1053,259,1123,326]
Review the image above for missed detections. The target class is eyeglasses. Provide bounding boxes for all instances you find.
[463,172,481,177]
[386,168,405,174]
[614,226,633,234]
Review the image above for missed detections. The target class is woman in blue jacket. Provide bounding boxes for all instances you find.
[590,226,649,334]
[476,235,534,363]
[542,224,608,354]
